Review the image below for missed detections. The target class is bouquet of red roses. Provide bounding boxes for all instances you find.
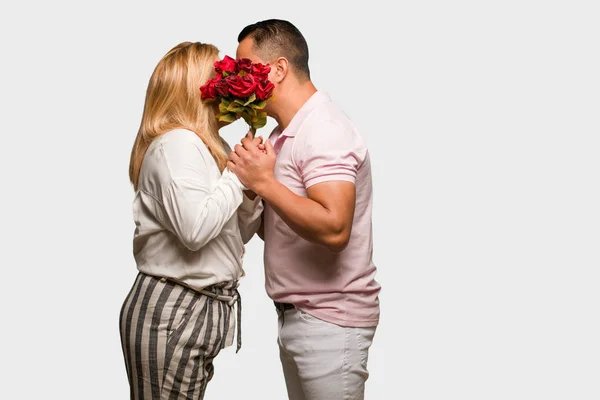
[200,55,274,137]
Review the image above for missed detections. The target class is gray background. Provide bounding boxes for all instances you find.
[1,0,598,399]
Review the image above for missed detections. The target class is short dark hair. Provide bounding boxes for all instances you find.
[238,19,310,80]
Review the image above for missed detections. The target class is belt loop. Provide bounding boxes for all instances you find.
[280,303,286,327]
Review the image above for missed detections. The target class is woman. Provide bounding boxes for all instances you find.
[119,42,263,399]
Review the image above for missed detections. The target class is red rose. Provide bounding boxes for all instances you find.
[236,58,252,73]
[214,55,237,74]
[214,77,229,97]
[227,74,258,98]
[199,77,218,100]
[256,80,274,100]
[251,63,271,79]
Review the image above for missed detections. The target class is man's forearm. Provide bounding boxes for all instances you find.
[256,179,346,251]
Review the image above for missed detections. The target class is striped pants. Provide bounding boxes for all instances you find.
[119,272,239,399]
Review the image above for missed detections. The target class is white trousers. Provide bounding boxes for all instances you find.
[277,307,377,400]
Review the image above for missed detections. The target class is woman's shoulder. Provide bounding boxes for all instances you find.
[159,128,202,147]
[155,128,210,157]
[142,129,212,183]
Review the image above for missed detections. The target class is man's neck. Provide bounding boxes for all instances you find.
[272,81,318,130]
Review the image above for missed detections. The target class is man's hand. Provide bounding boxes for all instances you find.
[228,132,276,194]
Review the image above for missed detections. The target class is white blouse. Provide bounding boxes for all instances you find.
[132,128,263,291]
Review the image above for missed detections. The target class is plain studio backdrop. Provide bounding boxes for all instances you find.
[0,1,598,399]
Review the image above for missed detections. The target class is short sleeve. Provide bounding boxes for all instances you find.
[294,120,366,188]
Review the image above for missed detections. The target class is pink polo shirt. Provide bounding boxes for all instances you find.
[263,91,381,327]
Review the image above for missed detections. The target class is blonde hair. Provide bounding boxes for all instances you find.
[129,42,226,190]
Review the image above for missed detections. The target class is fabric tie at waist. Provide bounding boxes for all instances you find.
[200,284,242,353]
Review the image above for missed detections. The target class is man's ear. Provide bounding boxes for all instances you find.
[271,57,289,84]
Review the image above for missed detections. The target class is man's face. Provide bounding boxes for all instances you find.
[236,37,263,64]
[237,37,277,82]
[236,37,278,115]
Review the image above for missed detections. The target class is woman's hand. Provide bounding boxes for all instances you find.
[242,131,264,149]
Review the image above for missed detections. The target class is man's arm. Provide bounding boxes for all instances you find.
[228,138,356,252]
[257,179,355,252]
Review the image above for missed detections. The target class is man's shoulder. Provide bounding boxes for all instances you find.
[298,97,359,137]
[311,99,353,124]
[298,103,364,147]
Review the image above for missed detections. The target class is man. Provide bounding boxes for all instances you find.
[228,19,381,400]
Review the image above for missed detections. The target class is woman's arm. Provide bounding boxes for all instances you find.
[161,169,245,251]
[156,130,245,251]
[237,192,264,244]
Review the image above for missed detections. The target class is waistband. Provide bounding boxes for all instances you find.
[156,275,243,353]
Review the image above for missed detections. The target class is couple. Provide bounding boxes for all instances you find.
[119,19,381,400]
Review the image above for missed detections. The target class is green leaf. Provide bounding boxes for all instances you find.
[237,109,254,122]
[250,100,267,109]
[218,99,231,113]
[233,98,245,105]
[254,112,267,128]
[227,100,248,113]
[243,93,256,106]
[218,112,237,123]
